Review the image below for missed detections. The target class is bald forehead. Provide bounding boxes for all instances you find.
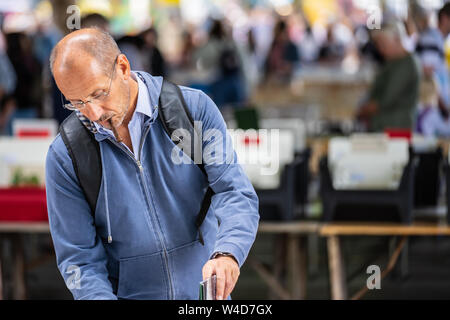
[54,53,103,80]
[51,28,120,77]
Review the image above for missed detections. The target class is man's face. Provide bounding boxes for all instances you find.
[441,15,450,36]
[54,54,131,130]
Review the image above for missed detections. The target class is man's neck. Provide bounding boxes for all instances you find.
[121,76,139,128]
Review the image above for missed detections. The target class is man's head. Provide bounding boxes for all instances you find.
[438,2,450,36]
[50,28,135,130]
[140,28,158,48]
[371,22,407,60]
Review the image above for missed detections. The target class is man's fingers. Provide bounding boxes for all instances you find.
[202,262,214,280]
[225,266,240,299]
[223,268,234,299]
[202,257,241,300]
[215,266,226,300]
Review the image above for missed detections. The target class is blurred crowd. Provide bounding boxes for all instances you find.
[2,2,450,138]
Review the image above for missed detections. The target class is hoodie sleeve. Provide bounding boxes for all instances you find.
[181,88,260,268]
[45,139,117,300]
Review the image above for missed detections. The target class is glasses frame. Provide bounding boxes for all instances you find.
[61,54,120,111]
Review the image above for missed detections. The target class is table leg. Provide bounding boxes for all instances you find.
[400,239,409,278]
[270,234,286,299]
[247,257,291,300]
[308,233,319,277]
[11,234,26,300]
[287,235,307,299]
[327,235,347,300]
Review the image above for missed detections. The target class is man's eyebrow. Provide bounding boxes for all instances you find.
[67,88,103,101]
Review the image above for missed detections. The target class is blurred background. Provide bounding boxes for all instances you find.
[3,0,450,300]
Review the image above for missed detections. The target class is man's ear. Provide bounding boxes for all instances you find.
[117,54,131,80]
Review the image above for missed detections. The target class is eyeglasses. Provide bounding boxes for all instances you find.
[61,55,119,111]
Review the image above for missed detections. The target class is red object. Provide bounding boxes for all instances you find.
[0,187,48,222]
[16,129,51,138]
[243,135,260,145]
[384,128,412,141]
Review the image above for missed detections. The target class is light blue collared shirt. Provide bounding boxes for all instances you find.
[94,72,156,158]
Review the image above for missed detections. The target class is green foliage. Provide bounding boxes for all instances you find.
[10,168,41,187]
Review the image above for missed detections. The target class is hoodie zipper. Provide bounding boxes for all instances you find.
[105,124,174,299]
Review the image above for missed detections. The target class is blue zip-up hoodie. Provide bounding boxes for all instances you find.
[45,72,259,300]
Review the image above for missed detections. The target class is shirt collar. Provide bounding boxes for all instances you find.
[132,71,153,119]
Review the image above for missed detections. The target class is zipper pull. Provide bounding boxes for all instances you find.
[137,160,143,171]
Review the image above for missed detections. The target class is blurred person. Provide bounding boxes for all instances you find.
[359,25,384,65]
[179,30,195,69]
[34,22,62,67]
[415,3,450,108]
[318,24,346,64]
[116,34,145,71]
[0,30,16,134]
[356,22,421,132]
[139,27,166,77]
[192,19,246,107]
[46,28,259,300]
[414,3,450,137]
[81,13,110,33]
[264,19,299,83]
[236,28,260,102]
[416,74,450,137]
[3,32,43,135]
[33,21,69,124]
[299,26,319,63]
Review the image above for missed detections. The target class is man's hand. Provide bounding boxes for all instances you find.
[357,101,378,120]
[202,255,240,300]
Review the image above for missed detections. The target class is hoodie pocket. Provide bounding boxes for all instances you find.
[117,251,169,300]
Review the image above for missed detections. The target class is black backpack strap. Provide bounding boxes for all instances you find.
[158,79,215,245]
[59,112,102,216]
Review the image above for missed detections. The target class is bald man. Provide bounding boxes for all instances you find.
[45,28,259,300]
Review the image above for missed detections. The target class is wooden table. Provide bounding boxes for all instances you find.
[249,221,321,300]
[0,222,50,300]
[319,222,450,300]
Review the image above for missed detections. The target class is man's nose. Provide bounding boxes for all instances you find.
[87,102,104,122]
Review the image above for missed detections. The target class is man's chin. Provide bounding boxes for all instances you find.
[96,116,122,130]
[96,119,112,129]
[111,115,125,128]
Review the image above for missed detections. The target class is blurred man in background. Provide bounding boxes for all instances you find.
[140,27,166,77]
[357,22,421,132]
